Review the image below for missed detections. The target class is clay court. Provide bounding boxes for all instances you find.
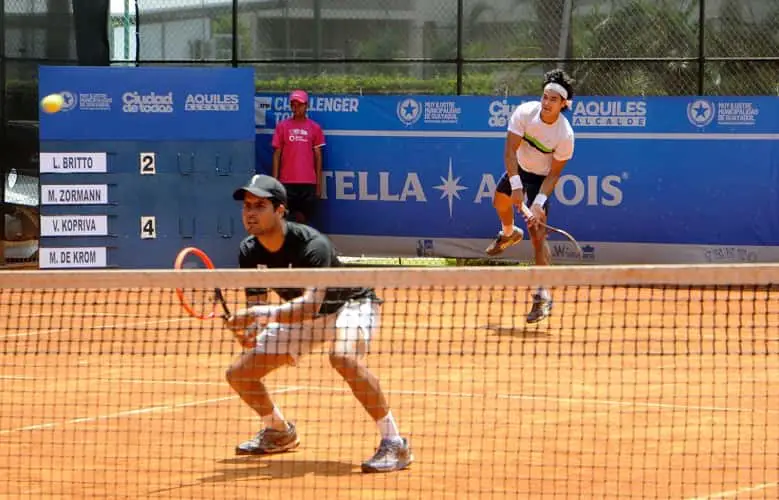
[1,283,778,499]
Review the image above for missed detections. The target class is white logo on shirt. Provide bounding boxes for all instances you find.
[288,128,310,143]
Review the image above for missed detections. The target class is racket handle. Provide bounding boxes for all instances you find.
[214,288,231,318]
[519,203,540,224]
[519,203,550,231]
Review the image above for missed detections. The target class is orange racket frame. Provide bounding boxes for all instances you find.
[174,246,231,320]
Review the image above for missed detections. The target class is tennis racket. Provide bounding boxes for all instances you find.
[519,204,583,259]
[173,247,231,320]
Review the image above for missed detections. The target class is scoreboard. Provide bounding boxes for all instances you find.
[38,66,256,269]
[39,151,108,267]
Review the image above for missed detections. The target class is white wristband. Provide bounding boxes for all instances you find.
[532,193,548,207]
[267,306,279,324]
[509,175,523,190]
[251,304,278,323]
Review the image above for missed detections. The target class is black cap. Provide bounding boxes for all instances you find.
[232,174,287,205]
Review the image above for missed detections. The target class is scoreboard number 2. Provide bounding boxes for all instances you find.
[140,216,157,239]
[140,152,156,175]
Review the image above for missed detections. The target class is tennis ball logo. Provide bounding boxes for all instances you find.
[40,93,65,114]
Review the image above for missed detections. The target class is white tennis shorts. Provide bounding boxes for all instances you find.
[249,299,379,362]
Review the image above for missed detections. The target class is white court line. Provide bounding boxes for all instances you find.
[497,393,779,414]
[0,386,302,435]
[0,317,192,339]
[10,423,59,432]
[289,385,779,414]
[688,481,779,499]
[115,379,225,387]
[0,376,225,386]
[27,312,152,319]
[3,375,774,415]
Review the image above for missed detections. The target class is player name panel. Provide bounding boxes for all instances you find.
[39,247,108,269]
[41,184,109,205]
[40,215,108,236]
[39,151,111,267]
[39,152,107,173]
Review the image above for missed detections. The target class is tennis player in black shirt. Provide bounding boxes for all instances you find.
[224,174,413,473]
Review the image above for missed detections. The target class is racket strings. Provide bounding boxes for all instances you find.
[181,287,219,312]
[175,249,221,319]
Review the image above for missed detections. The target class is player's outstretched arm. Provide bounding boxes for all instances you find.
[225,288,325,331]
[536,158,567,204]
[526,158,568,227]
[504,131,523,178]
[254,288,325,324]
[504,131,525,209]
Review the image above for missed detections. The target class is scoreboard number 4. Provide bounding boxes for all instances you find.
[140,152,156,175]
[140,216,157,239]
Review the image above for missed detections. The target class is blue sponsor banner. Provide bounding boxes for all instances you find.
[256,94,779,250]
[40,66,256,141]
[39,66,256,270]
[256,94,779,134]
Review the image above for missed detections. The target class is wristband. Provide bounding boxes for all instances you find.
[509,175,523,191]
[266,306,279,324]
[251,304,278,323]
[532,193,548,207]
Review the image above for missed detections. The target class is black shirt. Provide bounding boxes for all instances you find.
[238,222,379,315]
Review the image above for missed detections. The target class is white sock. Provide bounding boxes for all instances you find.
[376,411,402,442]
[502,224,516,236]
[262,406,289,431]
[536,287,551,300]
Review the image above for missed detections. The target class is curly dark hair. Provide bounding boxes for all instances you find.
[543,69,575,111]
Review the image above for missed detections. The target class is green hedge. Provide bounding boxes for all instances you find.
[254,73,503,95]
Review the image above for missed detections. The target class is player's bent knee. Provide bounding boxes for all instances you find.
[226,352,288,386]
[225,362,260,385]
[493,192,510,210]
[329,353,359,375]
[225,364,246,386]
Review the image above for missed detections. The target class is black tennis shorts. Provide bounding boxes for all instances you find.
[496,167,550,213]
[283,183,318,222]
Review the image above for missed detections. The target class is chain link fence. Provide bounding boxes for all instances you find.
[0,0,775,269]
[0,0,774,120]
[3,0,76,61]
[110,0,778,96]
[0,0,777,98]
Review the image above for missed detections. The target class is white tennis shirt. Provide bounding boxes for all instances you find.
[508,101,575,176]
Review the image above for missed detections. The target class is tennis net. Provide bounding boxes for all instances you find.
[1,264,778,499]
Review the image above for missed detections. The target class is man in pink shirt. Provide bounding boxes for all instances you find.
[271,90,325,224]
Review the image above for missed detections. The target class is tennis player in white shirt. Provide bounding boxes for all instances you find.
[486,69,576,324]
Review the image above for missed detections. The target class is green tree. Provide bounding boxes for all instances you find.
[704,0,779,95]
[211,13,252,60]
[251,0,778,97]
[530,0,572,63]
[571,0,699,96]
